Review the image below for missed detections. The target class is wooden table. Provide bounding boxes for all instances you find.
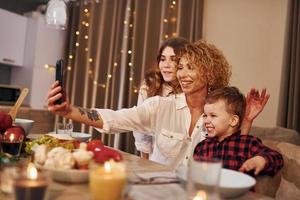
[0,151,273,200]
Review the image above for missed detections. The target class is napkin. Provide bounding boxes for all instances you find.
[130,171,180,185]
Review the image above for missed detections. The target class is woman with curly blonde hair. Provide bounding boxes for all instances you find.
[47,39,268,168]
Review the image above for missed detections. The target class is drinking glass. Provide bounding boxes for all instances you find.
[187,157,222,200]
[56,122,73,135]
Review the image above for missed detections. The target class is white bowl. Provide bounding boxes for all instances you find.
[219,168,256,198]
[71,132,91,142]
[13,118,34,136]
[176,167,256,198]
[44,167,89,183]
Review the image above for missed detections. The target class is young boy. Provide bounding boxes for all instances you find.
[193,86,283,176]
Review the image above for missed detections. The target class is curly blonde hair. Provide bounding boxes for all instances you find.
[179,40,231,91]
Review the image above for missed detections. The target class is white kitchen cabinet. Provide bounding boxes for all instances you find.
[10,12,66,109]
[0,8,27,66]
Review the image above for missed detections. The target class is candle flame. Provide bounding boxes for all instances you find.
[193,190,207,200]
[26,163,38,180]
[104,161,112,173]
[9,134,14,142]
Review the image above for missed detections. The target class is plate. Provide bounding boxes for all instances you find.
[70,132,91,142]
[44,167,89,183]
[175,167,256,198]
[219,168,256,198]
[47,132,91,142]
[46,133,74,140]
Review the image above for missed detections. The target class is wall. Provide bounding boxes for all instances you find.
[29,13,65,109]
[202,0,288,127]
[11,12,66,109]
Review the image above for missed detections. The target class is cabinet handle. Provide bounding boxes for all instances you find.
[3,58,15,63]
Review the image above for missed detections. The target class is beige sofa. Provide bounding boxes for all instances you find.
[251,126,300,200]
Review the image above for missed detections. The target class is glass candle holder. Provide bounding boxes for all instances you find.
[13,163,49,200]
[89,160,127,200]
[1,133,24,156]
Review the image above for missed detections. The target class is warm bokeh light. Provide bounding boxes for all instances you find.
[104,161,112,172]
[26,163,38,180]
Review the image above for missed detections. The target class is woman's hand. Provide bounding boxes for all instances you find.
[240,88,270,135]
[244,88,270,122]
[47,81,72,117]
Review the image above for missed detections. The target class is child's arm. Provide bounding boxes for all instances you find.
[239,156,266,175]
[239,138,283,176]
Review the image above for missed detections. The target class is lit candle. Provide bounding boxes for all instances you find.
[89,160,127,200]
[193,190,208,200]
[9,134,15,142]
[14,163,48,200]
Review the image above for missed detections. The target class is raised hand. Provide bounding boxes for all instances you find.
[239,156,266,176]
[244,88,270,121]
[47,81,72,117]
[240,88,270,135]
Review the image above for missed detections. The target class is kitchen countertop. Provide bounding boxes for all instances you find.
[0,106,55,134]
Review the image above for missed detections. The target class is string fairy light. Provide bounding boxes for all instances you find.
[67,1,140,95]
[161,0,177,41]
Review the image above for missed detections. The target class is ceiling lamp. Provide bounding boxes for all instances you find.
[45,0,68,30]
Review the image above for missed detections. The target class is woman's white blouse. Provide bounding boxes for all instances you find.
[95,93,206,169]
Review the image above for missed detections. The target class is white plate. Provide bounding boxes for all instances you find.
[70,132,91,142]
[44,167,89,183]
[46,133,74,140]
[219,168,256,198]
[47,132,91,142]
[176,167,256,198]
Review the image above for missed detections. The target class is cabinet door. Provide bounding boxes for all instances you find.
[0,9,27,66]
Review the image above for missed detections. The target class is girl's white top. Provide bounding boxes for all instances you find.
[133,83,174,155]
[95,93,206,169]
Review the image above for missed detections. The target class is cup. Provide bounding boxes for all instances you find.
[0,133,24,156]
[56,122,73,135]
[187,157,222,200]
[89,160,127,200]
[13,163,49,200]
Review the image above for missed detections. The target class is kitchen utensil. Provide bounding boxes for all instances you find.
[8,88,29,121]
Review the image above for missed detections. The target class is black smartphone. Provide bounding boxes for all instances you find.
[54,59,65,105]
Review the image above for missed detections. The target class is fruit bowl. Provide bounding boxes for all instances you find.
[71,132,91,142]
[13,118,34,136]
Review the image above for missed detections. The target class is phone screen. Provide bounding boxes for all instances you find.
[54,59,64,105]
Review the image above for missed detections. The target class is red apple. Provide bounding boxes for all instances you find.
[3,126,25,141]
[0,111,12,133]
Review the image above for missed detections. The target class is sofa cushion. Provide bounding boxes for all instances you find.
[251,126,300,145]
[255,140,300,199]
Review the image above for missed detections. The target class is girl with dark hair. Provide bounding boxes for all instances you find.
[134,37,189,159]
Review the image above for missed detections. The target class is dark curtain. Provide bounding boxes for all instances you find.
[278,0,300,133]
[61,0,204,153]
